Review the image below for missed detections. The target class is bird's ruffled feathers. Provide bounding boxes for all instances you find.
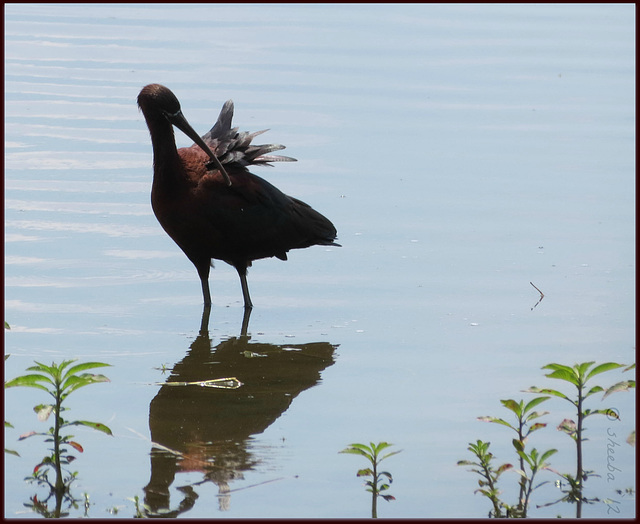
[201,100,297,167]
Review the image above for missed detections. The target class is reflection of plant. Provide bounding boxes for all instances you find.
[127,495,151,517]
[340,442,400,518]
[526,361,635,517]
[5,360,112,517]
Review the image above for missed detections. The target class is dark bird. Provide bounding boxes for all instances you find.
[137,84,339,309]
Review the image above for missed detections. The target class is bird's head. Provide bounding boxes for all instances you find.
[137,84,189,131]
[138,84,231,185]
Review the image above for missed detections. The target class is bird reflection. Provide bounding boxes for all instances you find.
[143,307,337,517]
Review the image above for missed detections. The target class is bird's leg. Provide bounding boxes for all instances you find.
[235,265,253,309]
[196,262,213,306]
[200,278,212,307]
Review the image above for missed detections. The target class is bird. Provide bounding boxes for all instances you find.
[137,84,340,309]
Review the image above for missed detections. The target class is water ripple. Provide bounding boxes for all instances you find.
[5,219,159,238]
[6,199,150,216]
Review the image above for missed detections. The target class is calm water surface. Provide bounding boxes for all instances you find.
[4,3,635,518]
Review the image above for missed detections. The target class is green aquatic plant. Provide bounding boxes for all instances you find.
[475,397,557,517]
[5,420,20,457]
[460,361,634,518]
[525,361,635,517]
[5,359,112,517]
[458,439,514,517]
[4,354,20,457]
[339,441,401,518]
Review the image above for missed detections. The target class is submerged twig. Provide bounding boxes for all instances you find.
[530,281,545,310]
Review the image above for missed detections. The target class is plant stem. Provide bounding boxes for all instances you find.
[371,449,378,518]
[576,386,583,518]
[522,463,539,516]
[481,459,502,517]
[517,422,527,515]
[53,382,64,496]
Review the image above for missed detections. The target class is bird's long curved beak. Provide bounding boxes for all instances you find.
[167,110,232,186]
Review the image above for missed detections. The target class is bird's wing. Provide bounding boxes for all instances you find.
[196,170,338,262]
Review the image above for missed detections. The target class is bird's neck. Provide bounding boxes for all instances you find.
[150,123,189,191]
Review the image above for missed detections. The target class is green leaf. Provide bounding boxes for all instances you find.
[500,399,523,415]
[516,451,533,468]
[585,362,625,382]
[26,362,56,375]
[357,468,373,477]
[380,471,393,482]
[525,410,550,423]
[524,387,572,403]
[574,361,597,380]
[372,441,394,454]
[5,374,53,391]
[585,385,604,398]
[66,420,113,436]
[539,449,558,464]
[544,368,578,386]
[523,396,550,413]
[457,460,478,467]
[62,373,110,396]
[380,450,402,461]
[542,363,575,374]
[339,445,371,458]
[5,448,20,457]
[63,361,111,382]
[30,360,74,379]
[469,439,490,456]
[585,408,619,420]
[478,416,513,429]
[602,380,635,399]
[512,439,525,452]
[349,443,373,453]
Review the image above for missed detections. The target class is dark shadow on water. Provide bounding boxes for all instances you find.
[142,307,338,517]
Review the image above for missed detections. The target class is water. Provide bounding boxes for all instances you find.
[4,3,635,518]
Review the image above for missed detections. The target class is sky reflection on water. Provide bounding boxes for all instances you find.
[4,3,635,518]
